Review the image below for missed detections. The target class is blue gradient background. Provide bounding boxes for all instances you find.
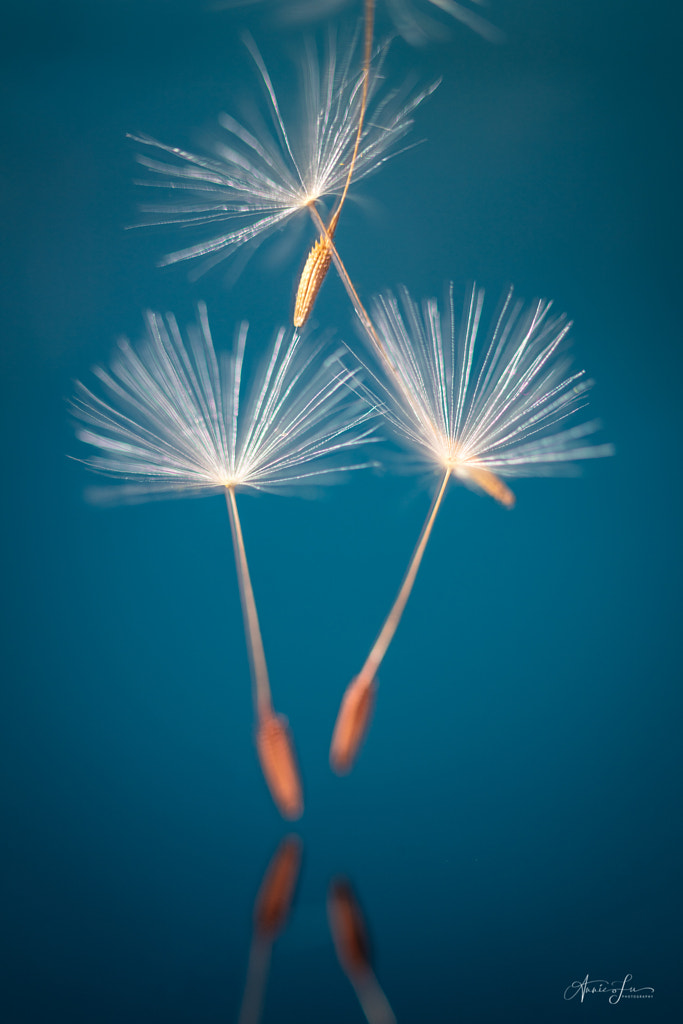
[1,1,681,1021]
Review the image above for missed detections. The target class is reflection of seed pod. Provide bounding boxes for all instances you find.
[256,712,304,820]
[293,234,333,327]
[254,835,303,939]
[328,877,372,976]
[330,674,377,775]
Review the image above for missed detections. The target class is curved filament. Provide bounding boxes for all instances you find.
[330,469,451,775]
[306,203,412,401]
[293,0,376,325]
[327,0,376,239]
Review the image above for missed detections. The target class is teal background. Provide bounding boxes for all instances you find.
[1,1,680,1021]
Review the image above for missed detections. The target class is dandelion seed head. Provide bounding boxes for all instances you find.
[129,30,437,275]
[366,284,614,498]
[71,304,377,503]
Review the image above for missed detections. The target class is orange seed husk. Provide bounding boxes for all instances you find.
[293,234,333,327]
[330,674,377,776]
[256,711,304,820]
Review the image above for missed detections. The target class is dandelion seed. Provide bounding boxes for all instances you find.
[369,285,615,490]
[330,283,614,774]
[71,305,376,816]
[293,232,334,327]
[130,28,436,278]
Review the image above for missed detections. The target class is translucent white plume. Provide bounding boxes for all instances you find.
[130,31,437,274]
[71,304,377,501]
[365,284,614,485]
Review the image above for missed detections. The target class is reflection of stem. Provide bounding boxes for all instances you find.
[351,969,397,1024]
[327,878,396,1024]
[238,836,302,1023]
[358,468,451,685]
[225,487,271,720]
[327,0,376,237]
[237,936,272,1024]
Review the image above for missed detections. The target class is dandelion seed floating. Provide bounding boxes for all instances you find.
[70,304,376,817]
[330,284,614,775]
[130,28,436,279]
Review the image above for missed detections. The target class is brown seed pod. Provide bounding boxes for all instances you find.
[256,711,304,820]
[293,233,333,328]
[330,674,377,776]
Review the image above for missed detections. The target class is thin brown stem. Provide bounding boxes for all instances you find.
[307,204,391,361]
[307,203,439,448]
[358,468,451,684]
[225,487,271,720]
[327,0,376,238]
[293,1,376,327]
